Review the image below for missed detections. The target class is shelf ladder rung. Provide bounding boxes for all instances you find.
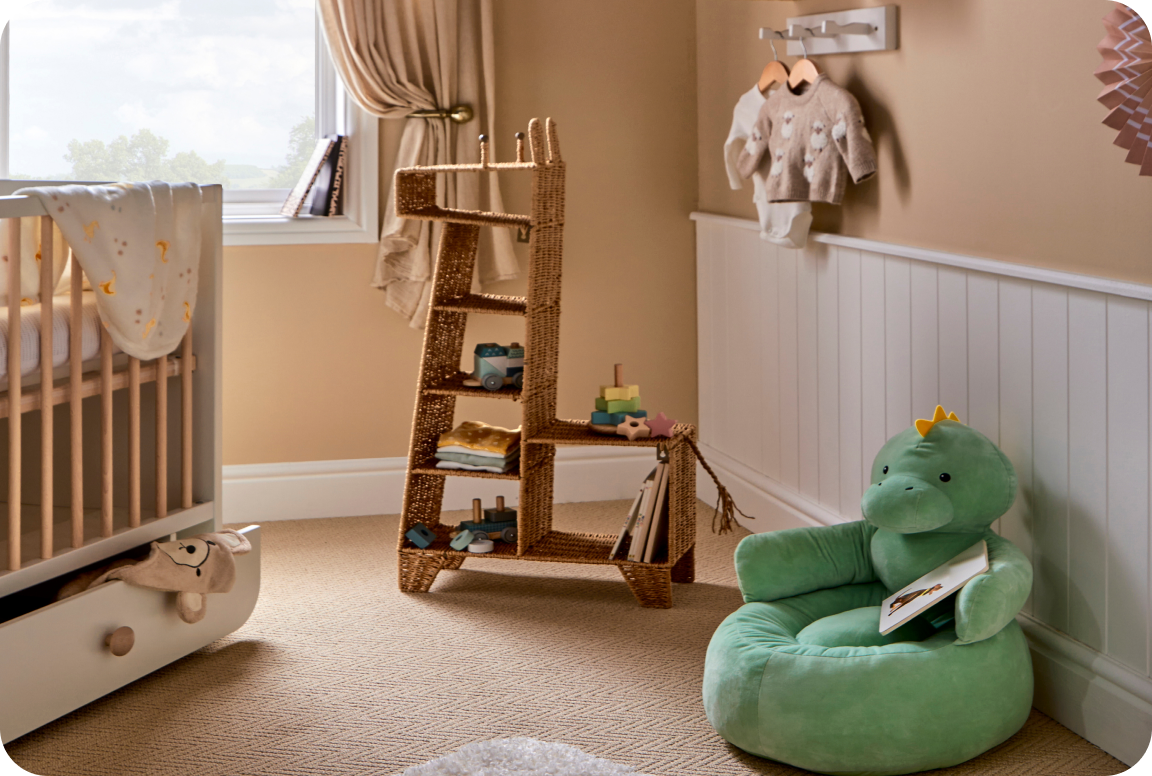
[433,294,527,316]
[424,373,521,401]
[399,206,531,229]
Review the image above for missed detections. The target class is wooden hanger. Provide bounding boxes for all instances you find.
[787,28,820,90]
[758,38,790,93]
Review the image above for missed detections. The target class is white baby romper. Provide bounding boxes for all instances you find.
[725,85,813,249]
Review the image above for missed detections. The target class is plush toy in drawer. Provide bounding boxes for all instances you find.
[55,529,252,624]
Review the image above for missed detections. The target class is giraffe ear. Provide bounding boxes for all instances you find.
[212,529,251,555]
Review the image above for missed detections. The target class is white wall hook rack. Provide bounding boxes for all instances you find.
[759,6,898,56]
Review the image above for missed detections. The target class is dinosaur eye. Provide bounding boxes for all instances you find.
[186,546,196,553]
[882,466,889,475]
[939,473,951,482]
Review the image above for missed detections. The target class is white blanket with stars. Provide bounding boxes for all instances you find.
[16,182,202,360]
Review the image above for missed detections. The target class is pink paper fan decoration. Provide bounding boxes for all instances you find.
[1098,3,1152,176]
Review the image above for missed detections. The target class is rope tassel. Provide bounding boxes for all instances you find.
[684,438,754,535]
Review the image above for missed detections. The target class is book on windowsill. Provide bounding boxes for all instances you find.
[879,540,989,635]
[309,135,346,216]
[280,136,337,217]
[609,468,655,560]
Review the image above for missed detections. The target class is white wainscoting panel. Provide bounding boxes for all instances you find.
[692,212,1152,765]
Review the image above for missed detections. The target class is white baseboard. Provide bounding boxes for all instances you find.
[222,446,658,523]
[696,441,1152,767]
[1021,615,1152,767]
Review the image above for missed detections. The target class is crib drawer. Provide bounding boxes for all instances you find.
[0,524,261,744]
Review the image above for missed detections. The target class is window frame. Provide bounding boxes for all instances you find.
[0,14,377,248]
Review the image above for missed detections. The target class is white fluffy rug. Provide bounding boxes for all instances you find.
[397,738,652,776]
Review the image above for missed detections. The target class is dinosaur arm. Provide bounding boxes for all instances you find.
[734,520,877,604]
[954,532,1033,644]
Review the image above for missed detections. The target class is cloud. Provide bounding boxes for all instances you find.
[8,0,317,173]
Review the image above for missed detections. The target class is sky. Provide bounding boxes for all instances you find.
[7,0,316,177]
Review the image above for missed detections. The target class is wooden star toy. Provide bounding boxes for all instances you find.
[616,415,651,441]
[645,412,677,438]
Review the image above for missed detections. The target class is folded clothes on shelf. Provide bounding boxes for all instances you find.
[435,420,522,474]
[437,420,521,455]
[435,459,517,474]
[436,449,521,468]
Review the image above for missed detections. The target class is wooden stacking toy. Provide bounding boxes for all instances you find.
[590,364,647,433]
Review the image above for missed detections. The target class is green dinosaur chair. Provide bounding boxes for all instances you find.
[703,407,1033,776]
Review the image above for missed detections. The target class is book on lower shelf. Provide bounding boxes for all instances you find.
[609,467,654,561]
[642,464,671,563]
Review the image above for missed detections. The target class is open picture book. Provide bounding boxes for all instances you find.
[879,540,989,635]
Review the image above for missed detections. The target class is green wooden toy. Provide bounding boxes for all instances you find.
[405,523,436,549]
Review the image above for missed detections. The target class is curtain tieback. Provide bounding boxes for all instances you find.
[407,104,474,124]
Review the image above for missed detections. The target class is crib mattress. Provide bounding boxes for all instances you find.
[0,292,110,381]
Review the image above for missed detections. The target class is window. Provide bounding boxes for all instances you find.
[0,2,377,246]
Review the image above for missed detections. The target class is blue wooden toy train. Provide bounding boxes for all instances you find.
[465,342,525,391]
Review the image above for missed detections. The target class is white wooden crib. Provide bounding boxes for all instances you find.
[0,182,260,743]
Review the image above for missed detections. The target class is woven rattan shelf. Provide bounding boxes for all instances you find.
[396,119,696,608]
[410,460,521,480]
[398,525,692,570]
[424,372,522,401]
[528,419,696,447]
[433,293,527,316]
[397,205,532,229]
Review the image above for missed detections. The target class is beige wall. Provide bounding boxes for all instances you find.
[698,0,1152,283]
[223,0,699,466]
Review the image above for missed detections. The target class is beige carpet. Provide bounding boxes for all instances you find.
[6,502,1126,776]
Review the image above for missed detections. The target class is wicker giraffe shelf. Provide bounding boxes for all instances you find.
[395,119,697,608]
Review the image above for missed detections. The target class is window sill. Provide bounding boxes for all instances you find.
[223,213,378,247]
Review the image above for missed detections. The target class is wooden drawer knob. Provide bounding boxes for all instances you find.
[105,626,135,657]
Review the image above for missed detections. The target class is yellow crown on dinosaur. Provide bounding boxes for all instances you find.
[915,405,961,438]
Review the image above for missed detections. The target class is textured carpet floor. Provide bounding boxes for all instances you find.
[6,502,1127,776]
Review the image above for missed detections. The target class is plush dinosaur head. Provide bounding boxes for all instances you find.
[861,406,1016,535]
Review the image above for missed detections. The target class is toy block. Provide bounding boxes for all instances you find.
[616,415,652,441]
[592,410,647,425]
[596,396,642,414]
[450,529,475,551]
[600,384,640,401]
[646,411,677,438]
[474,343,505,358]
[405,523,437,549]
[484,495,517,523]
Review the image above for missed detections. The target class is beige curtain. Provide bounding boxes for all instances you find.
[317,0,518,327]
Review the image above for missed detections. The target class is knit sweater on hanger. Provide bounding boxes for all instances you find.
[737,74,877,205]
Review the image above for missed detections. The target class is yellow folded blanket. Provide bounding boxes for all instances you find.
[437,420,521,456]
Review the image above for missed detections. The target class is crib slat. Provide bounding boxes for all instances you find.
[69,258,83,548]
[156,354,168,519]
[181,328,192,509]
[39,216,53,559]
[100,328,113,538]
[7,218,22,571]
[129,357,140,527]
